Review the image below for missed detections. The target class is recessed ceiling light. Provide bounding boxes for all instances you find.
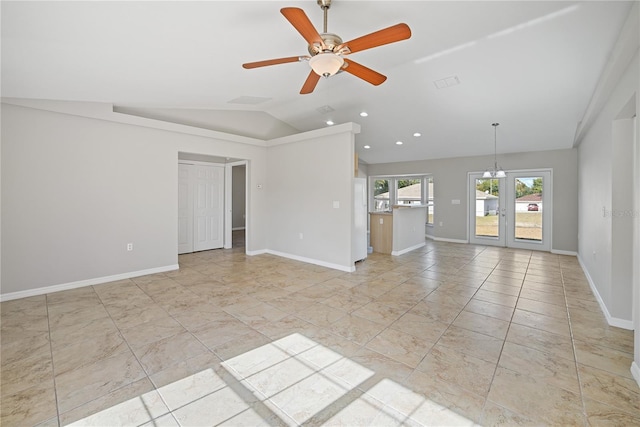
[364,145,371,149]
[360,112,368,117]
[326,120,334,126]
[396,141,403,145]
[413,132,422,137]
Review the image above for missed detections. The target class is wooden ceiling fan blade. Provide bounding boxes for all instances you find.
[342,59,387,86]
[300,70,321,94]
[343,23,411,54]
[281,7,324,47]
[242,56,303,69]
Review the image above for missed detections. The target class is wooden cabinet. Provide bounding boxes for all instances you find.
[370,213,393,254]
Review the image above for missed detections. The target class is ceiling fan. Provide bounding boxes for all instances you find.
[242,0,411,94]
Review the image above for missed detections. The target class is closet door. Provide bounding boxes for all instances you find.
[178,163,224,254]
[193,164,224,251]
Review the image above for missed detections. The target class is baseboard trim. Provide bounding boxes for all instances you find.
[551,249,578,256]
[577,255,634,330]
[631,362,640,388]
[392,242,426,256]
[265,250,355,273]
[0,264,180,302]
[246,249,268,256]
[433,237,468,244]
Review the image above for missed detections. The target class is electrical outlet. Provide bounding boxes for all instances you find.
[127,243,133,251]
[299,233,304,240]
[439,222,443,227]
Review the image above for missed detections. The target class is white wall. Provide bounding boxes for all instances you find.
[367,148,578,252]
[266,124,359,271]
[578,51,638,327]
[1,101,269,298]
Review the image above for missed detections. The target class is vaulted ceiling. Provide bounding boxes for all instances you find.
[1,1,633,164]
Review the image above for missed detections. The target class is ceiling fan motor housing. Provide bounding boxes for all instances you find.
[308,33,347,55]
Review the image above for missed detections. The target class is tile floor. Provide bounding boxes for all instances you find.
[1,239,638,426]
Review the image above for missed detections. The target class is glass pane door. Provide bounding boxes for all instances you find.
[469,174,505,246]
[506,171,551,251]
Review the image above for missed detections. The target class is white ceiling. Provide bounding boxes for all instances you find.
[1,1,633,164]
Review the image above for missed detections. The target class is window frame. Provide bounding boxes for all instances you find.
[369,174,434,226]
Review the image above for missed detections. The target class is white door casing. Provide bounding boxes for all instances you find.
[178,164,193,254]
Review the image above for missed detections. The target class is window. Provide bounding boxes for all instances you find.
[370,175,434,225]
[373,178,391,212]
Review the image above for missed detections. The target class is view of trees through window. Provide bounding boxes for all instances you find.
[371,175,434,225]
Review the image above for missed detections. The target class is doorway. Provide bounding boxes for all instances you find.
[469,170,552,251]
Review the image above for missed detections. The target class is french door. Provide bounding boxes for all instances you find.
[469,170,551,251]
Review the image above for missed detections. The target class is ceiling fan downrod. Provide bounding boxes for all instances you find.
[318,0,331,33]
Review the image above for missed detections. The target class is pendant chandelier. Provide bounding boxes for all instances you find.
[483,122,506,178]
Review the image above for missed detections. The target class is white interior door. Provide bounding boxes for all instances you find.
[193,165,224,252]
[178,162,224,254]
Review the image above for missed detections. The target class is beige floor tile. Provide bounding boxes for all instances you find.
[452,310,510,340]
[481,400,540,426]
[416,344,496,396]
[390,312,449,342]
[1,350,53,398]
[52,329,129,375]
[2,240,638,426]
[55,351,146,413]
[516,297,567,319]
[403,369,486,424]
[583,397,640,426]
[211,329,273,361]
[320,290,373,313]
[436,325,504,364]
[480,280,521,296]
[350,347,414,385]
[351,301,406,326]
[519,288,566,306]
[488,366,585,425]
[463,298,514,322]
[578,364,640,417]
[120,316,186,348]
[171,386,257,426]
[190,314,257,349]
[408,299,461,324]
[232,301,289,328]
[424,289,472,308]
[0,380,57,427]
[511,308,571,336]
[365,328,433,368]
[573,339,634,379]
[328,313,386,346]
[133,330,210,375]
[473,289,518,308]
[296,302,347,327]
[506,323,574,361]
[59,378,164,426]
[106,303,170,330]
[498,341,580,394]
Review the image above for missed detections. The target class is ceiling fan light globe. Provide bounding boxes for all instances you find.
[309,53,344,77]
